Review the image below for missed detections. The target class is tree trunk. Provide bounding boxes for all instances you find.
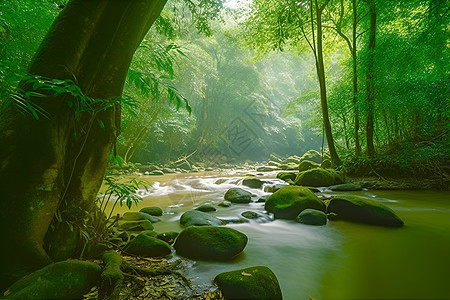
[352,0,361,155]
[0,0,167,291]
[365,0,376,156]
[314,0,341,166]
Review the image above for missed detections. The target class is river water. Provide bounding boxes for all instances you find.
[112,171,450,299]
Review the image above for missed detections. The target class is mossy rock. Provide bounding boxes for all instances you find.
[300,150,322,164]
[242,178,265,188]
[256,166,278,172]
[268,161,281,167]
[174,226,248,260]
[321,158,332,168]
[264,183,288,193]
[276,172,297,182]
[327,195,404,227]
[257,194,270,203]
[157,232,179,245]
[123,233,171,257]
[214,266,282,300]
[141,230,158,237]
[294,168,335,187]
[298,160,320,172]
[241,211,259,219]
[195,203,216,212]
[218,200,232,207]
[3,260,101,299]
[180,210,225,227]
[279,162,298,170]
[118,220,154,231]
[328,183,362,191]
[327,169,345,184]
[224,188,252,203]
[123,211,160,223]
[269,154,282,163]
[139,206,163,216]
[282,155,302,164]
[296,209,327,225]
[265,186,326,219]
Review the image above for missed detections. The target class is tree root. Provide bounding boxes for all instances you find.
[96,252,190,299]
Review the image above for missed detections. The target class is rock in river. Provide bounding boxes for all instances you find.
[123,211,160,223]
[195,203,216,212]
[294,168,336,187]
[296,208,327,225]
[328,183,362,191]
[214,266,282,300]
[180,210,225,227]
[242,177,265,188]
[327,195,404,227]
[174,226,248,260]
[123,232,171,257]
[224,187,252,203]
[139,206,163,216]
[265,186,326,219]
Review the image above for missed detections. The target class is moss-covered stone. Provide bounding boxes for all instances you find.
[327,169,345,184]
[279,162,298,170]
[264,183,288,193]
[300,149,322,164]
[256,166,278,172]
[241,211,259,219]
[157,232,179,245]
[224,187,252,203]
[265,186,326,219]
[294,168,335,187]
[328,183,362,191]
[195,203,216,212]
[180,210,225,227]
[257,194,270,203]
[139,206,163,216]
[298,160,320,172]
[2,260,101,299]
[123,211,160,223]
[296,209,327,225]
[242,178,264,188]
[214,266,282,300]
[282,155,302,164]
[276,172,297,182]
[174,226,247,260]
[218,200,232,207]
[321,158,332,168]
[118,220,154,231]
[123,233,171,257]
[327,195,404,227]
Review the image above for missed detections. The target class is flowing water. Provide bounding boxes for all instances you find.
[112,171,450,299]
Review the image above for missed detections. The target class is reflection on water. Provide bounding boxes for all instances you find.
[112,172,450,300]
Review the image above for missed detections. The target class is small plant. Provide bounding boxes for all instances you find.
[97,176,148,223]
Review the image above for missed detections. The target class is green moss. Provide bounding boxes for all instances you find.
[174,226,247,260]
[3,260,101,299]
[276,172,297,182]
[139,206,163,216]
[180,210,224,227]
[298,160,320,172]
[118,220,154,231]
[265,186,325,219]
[296,209,327,225]
[224,187,252,203]
[214,266,282,300]
[294,168,335,187]
[123,233,171,257]
[327,195,404,227]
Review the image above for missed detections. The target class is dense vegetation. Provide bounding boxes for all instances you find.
[0,0,448,297]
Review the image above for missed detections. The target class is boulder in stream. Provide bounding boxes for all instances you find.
[195,203,216,212]
[299,150,323,164]
[123,211,160,223]
[214,266,282,300]
[174,226,248,260]
[276,172,297,182]
[157,232,179,245]
[2,260,101,299]
[296,208,327,225]
[224,187,252,203]
[256,166,279,172]
[242,178,265,189]
[139,206,163,216]
[123,233,171,257]
[294,168,336,187]
[118,220,154,231]
[265,186,326,219]
[327,195,404,227]
[180,210,225,227]
[298,160,320,172]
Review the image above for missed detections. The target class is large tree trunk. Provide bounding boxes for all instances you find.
[365,0,376,156]
[352,0,361,156]
[0,0,167,291]
[314,0,342,166]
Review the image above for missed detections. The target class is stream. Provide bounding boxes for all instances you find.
[112,171,450,299]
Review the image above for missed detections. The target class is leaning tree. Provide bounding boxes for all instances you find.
[0,0,167,290]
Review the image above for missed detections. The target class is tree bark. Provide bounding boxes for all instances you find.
[0,0,167,291]
[352,0,362,155]
[365,0,376,156]
[314,0,342,166]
